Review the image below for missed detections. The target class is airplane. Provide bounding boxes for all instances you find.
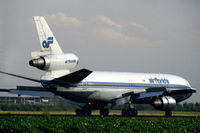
[0,16,196,116]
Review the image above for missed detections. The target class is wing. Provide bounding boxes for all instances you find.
[0,86,85,107]
[0,71,41,83]
[113,87,196,106]
[0,86,54,98]
[0,68,92,87]
[122,87,196,99]
[0,69,92,106]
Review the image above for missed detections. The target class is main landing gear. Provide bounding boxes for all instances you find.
[122,109,138,116]
[121,102,138,117]
[75,101,109,116]
[75,108,109,116]
[76,108,92,116]
[100,108,109,116]
[75,101,92,116]
[165,111,172,116]
[75,101,138,117]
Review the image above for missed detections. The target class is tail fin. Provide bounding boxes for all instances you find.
[34,16,63,55]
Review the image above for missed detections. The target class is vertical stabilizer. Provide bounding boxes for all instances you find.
[34,16,63,55]
[31,16,79,80]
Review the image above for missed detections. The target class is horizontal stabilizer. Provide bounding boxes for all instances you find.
[48,68,92,86]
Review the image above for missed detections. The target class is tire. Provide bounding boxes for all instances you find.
[123,109,138,117]
[122,109,127,116]
[76,109,82,116]
[100,109,109,116]
[165,111,172,116]
[76,108,92,116]
[84,109,92,115]
[130,109,138,116]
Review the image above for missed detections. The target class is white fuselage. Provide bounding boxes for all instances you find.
[56,71,192,104]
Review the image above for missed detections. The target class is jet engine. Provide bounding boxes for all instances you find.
[152,96,176,111]
[29,54,78,71]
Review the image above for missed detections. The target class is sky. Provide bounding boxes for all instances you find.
[0,0,200,102]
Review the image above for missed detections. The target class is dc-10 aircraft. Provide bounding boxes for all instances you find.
[0,16,196,116]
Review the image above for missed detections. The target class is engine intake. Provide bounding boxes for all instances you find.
[29,54,78,71]
[152,96,176,111]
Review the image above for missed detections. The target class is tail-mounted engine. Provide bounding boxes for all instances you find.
[152,96,176,111]
[29,53,79,71]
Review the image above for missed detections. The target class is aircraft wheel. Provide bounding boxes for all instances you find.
[76,108,92,116]
[84,109,92,116]
[76,109,82,116]
[122,109,138,117]
[165,111,172,116]
[100,109,109,116]
[130,109,138,116]
[122,109,127,116]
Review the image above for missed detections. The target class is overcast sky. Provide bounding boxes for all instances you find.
[0,0,199,102]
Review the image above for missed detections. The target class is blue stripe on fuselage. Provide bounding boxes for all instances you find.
[77,82,189,89]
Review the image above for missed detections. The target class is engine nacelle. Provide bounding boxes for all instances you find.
[29,54,78,71]
[152,96,176,111]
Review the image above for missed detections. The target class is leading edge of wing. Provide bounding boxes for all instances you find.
[0,71,41,83]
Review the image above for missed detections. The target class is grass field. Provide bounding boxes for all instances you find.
[0,115,199,133]
[0,111,199,132]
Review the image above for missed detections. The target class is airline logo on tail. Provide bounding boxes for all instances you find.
[42,37,54,48]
